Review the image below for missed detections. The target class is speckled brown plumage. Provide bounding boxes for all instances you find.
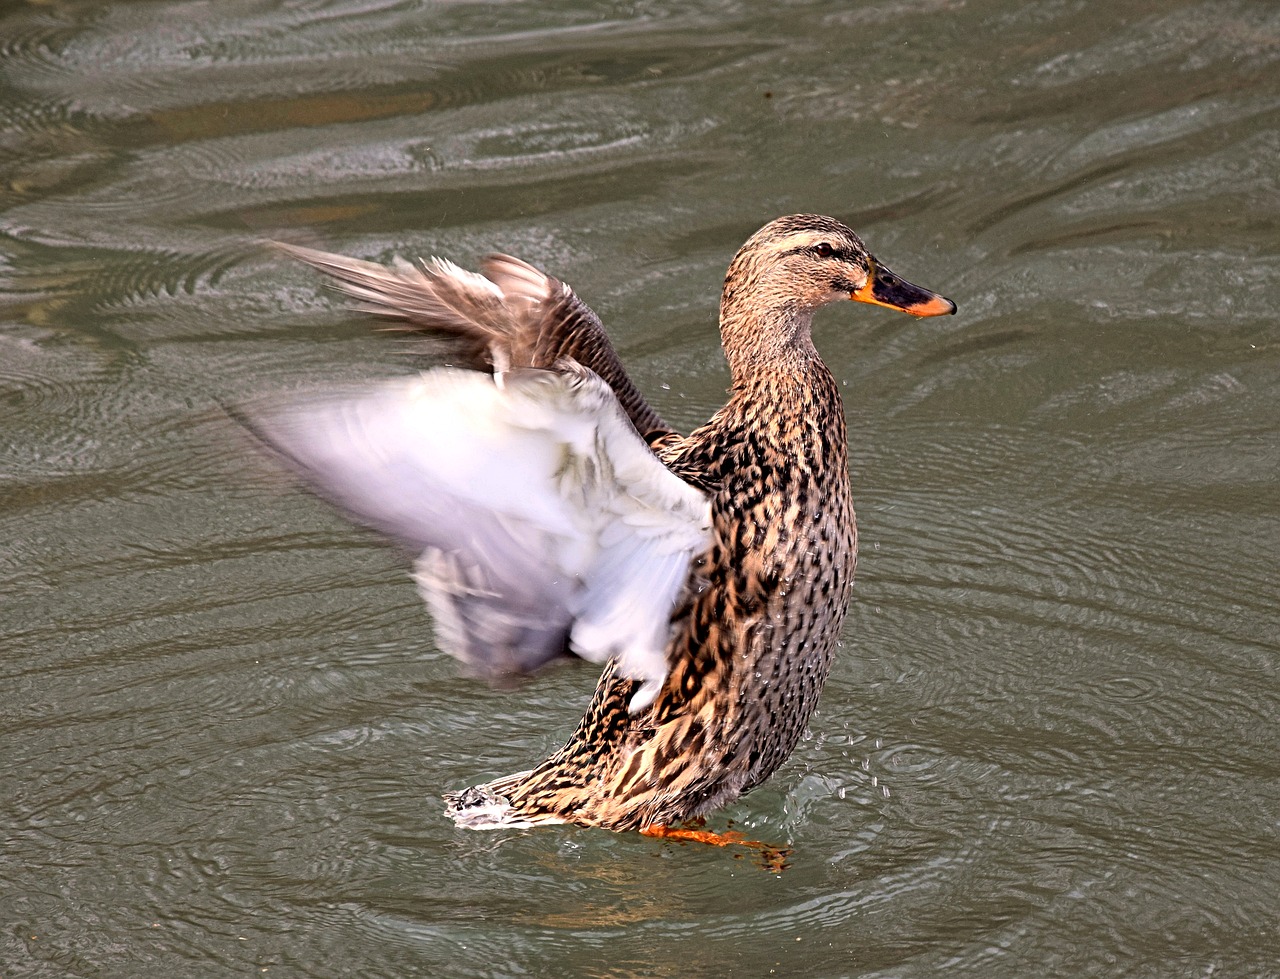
[492,361,857,830]
[270,215,955,832]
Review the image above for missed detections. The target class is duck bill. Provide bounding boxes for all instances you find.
[852,262,956,317]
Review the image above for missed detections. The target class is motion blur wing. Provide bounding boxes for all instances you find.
[246,365,711,711]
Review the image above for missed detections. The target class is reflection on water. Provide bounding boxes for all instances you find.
[2,0,1277,975]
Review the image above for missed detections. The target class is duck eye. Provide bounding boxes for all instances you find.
[813,242,836,258]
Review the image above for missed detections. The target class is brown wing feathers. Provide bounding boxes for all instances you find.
[273,242,674,441]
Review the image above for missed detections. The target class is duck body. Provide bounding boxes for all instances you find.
[482,360,856,830]
[255,215,954,833]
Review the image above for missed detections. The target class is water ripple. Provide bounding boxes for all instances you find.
[2,0,1278,975]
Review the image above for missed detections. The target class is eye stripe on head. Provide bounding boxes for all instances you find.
[779,241,855,260]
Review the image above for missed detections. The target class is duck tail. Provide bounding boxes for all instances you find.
[443,770,562,830]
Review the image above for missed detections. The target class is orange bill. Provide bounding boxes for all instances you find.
[852,261,956,317]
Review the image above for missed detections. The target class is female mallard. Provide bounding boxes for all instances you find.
[251,215,954,837]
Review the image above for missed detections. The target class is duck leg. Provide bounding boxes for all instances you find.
[640,821,792,871]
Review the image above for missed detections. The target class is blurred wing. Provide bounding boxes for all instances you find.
[274,242,673,439]
[246,365,710,711]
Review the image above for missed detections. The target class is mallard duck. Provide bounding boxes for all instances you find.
[250,215,954,838]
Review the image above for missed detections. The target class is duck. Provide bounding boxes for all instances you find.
[249,214,955,841]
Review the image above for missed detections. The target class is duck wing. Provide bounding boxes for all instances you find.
[274,243,675,443]
[243,364,711,712]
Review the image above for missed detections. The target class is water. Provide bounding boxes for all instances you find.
[2,1,1277,975]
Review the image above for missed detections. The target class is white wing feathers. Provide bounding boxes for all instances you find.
[250,365,711,712]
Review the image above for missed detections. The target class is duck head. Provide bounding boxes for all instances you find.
[720,214,955,375]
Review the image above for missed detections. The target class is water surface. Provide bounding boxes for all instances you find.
[2,1,1278,976]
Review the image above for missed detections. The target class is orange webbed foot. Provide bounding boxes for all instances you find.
[640,820,792,871]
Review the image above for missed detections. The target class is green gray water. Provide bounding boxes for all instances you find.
[2,1,1278,976]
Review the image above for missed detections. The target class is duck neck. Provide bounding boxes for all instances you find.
[719,298,820,385]
[711,307,848,483]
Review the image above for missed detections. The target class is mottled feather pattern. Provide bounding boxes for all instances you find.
[261,216,955,833]
[497,362,857,829]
